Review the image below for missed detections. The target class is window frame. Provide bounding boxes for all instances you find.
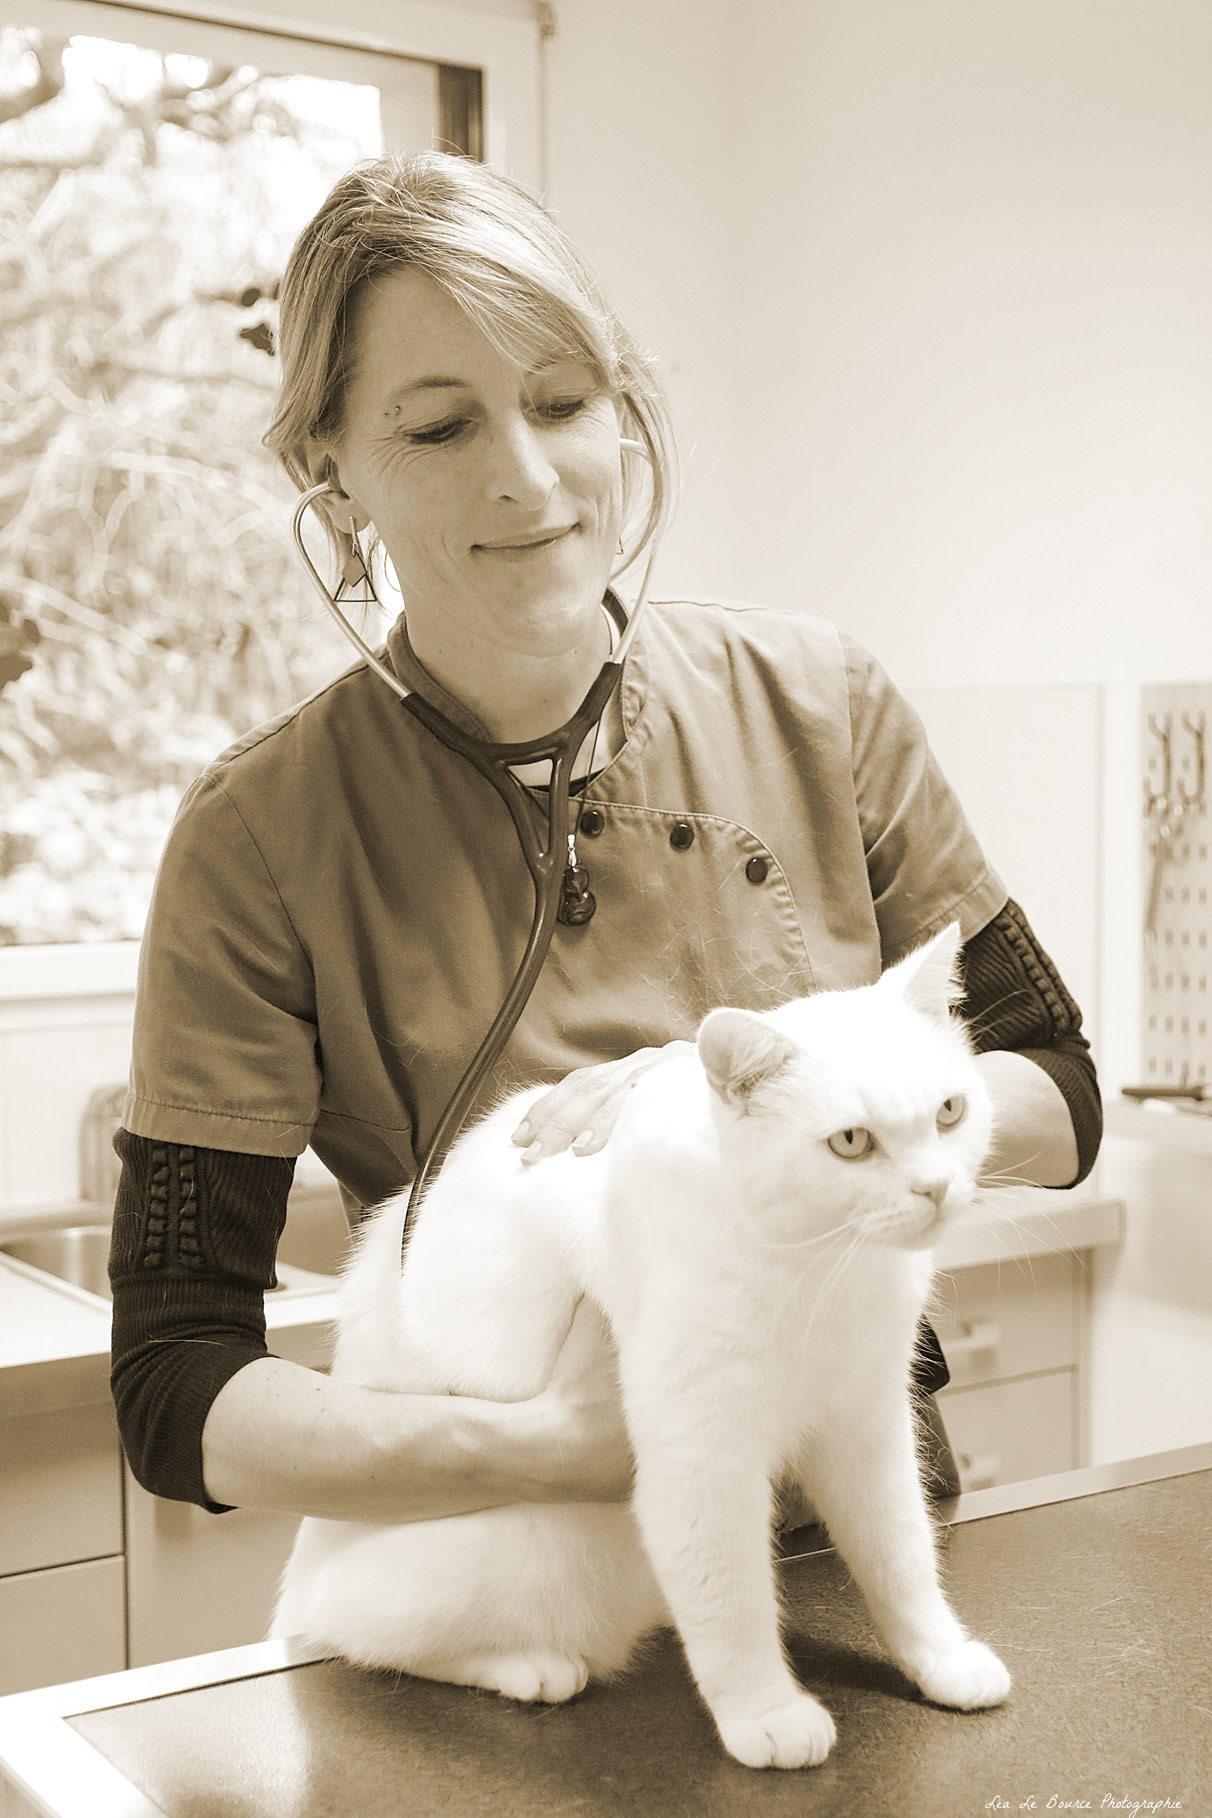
[0,0,541,998]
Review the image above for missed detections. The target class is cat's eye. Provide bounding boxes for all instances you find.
[937,1096,967,1130]
[827,1127,875,1159]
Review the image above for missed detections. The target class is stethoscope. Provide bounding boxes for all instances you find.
[290,439,660,1258]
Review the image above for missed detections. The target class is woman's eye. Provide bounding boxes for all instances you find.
[936,1096,967,1131]
[537,395,590,421]
[827,1128,875,1159]
[406,418,470,446]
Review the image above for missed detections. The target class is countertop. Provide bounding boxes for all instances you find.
[0,1184,1124,1421]
[0,1443,1207,1818]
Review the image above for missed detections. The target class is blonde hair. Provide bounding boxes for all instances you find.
[265,151,676,570]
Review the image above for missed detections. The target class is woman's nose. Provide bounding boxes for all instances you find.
[483,414,559,507]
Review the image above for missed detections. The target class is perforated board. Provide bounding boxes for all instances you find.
[1141,681,1212,1085]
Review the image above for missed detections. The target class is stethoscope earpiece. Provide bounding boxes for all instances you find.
[292,482,413,705]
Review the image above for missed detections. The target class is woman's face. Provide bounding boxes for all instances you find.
[329,266,624,668]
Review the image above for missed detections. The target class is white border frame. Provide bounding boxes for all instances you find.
[2,1443,1210,1818]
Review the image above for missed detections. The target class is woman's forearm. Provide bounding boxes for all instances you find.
[975,1048,1080,1187]
[199,1354,617,1521]
[200,1295,631,1520]
[201,1356,530,1519]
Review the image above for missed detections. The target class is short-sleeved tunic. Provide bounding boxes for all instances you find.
[124,597,1007,1213]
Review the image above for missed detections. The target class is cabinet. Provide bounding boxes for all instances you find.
[933,1249,1087,1489]
[0,1250,335,1695]
[122,1315,332,1669]
[0,1402,125,1696]
[124,1475,307,1668]
[0,1560,125,1699]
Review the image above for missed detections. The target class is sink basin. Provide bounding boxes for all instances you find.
[0,1225,113,1299]
[0,1221,331,1300]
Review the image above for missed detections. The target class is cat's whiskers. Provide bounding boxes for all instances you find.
[967,1171,1083,1299]
[747,1215,855,1255]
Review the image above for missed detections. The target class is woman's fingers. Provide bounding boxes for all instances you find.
[512,1049,664,1163]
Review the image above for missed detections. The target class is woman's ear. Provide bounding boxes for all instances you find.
[305,444,370,536]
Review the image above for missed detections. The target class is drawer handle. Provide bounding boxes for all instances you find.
[959,1452,1001,1491]
[945,1317,1002,1357]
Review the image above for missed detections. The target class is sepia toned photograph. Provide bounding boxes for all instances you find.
[0,2,1208,1812]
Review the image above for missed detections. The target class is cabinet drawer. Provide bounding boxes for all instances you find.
[0,1402,122,1576]
[931,1249,1079,1388]
[125,1470,304,1668]
[0,1555,125,1695]
[938,1370,1077,1489]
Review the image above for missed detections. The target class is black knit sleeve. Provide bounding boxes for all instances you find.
[109,1130,295,1512]
[958,898,1102,1184]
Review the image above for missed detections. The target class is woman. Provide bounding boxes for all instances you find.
[110,151,1100,1521]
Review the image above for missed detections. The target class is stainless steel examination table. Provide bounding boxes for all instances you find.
[1,1445,1208,1818]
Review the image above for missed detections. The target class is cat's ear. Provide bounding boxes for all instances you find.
[697,1008,799,1112]
[883,921,964,1024]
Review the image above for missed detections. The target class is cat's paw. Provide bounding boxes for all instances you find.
[913,1639,1011,1710]
[717,1694,837,1770]
[469,1651,590,1704]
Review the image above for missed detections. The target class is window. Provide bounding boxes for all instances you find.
[0,0,535,951]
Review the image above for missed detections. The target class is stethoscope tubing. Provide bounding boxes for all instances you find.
[397,662,622,1236]
[289,441,659,1258]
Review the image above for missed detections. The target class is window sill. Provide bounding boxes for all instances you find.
[0,943,140,1005]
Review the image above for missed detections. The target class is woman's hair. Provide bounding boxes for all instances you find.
[265,150,676,572]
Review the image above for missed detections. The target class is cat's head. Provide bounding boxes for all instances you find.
[696,924,993,1250]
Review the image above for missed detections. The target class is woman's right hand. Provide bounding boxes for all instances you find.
[526,1297,633,1503]
[512,1042,693,1165]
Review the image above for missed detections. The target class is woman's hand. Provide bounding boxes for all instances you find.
[512,1042,693,1165]
[525,1297,633,1502]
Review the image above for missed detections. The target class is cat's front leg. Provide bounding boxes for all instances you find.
[806,1396,1011,1712]
[629,1413,836,1770]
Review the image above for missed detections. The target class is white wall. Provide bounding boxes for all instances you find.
[732,0,1212,690]
[543,0,743,601]
[545,1,1210,671]
[544,0,1212,1024]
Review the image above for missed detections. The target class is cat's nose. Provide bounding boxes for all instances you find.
[912,1178,948,1208]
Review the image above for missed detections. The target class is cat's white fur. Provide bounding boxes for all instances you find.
[273,923,1011,1769]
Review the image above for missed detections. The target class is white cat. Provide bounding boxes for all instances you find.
[273,923,1011,1770]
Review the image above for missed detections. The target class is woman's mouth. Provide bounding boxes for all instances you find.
[473,525,578,555]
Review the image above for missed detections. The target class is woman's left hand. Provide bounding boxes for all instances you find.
[512,1042,693,1164]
